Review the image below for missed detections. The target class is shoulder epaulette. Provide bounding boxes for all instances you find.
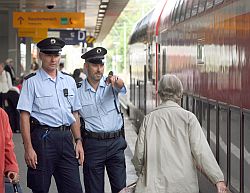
[24,72,36,80]
[61,71,71,76]
[77,82,82,88]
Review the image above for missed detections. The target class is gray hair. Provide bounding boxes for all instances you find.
[158,74,183,103]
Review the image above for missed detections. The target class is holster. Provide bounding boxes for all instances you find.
[30,116,40,133]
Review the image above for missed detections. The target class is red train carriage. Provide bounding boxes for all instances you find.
[127,0,250,192]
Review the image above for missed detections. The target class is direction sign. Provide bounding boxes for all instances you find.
[18,28,47,38]
[48,30,86,45]
[13,12,85,29]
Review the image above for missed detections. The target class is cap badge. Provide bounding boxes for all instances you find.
[51,39,56,44]
[97,48,102,53]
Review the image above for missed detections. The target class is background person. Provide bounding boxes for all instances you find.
[0,107,19,193]
[0,62,12,93]
[4,58,16,85]
[72,68,83,84]
[58,62,65,72]
[78,47,127,193]
[30,58,39,73]
[132,74,227,193]
[17,37,83,193]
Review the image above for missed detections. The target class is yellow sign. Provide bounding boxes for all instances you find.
[13,12,85,29]
[86,35,96,44]
[18,28,48,38]
[32,37,46,43]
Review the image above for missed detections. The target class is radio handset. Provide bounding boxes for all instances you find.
[106,71,121,114]
[63,88,68,97]
[63,88,73,112]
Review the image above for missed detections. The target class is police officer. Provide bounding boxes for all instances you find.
[17,37,83,193]
[77,47,127,193]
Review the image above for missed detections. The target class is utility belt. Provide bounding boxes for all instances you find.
[30,117,70,132]
[82,127,124,140]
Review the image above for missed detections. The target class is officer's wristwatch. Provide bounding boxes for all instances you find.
[75,137,82,143]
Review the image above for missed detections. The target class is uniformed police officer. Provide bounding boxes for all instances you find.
[77,47,127,193]
[17,37,83,193]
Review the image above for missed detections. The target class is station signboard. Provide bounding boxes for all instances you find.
[48,30,86,45]
[13,12,85,29]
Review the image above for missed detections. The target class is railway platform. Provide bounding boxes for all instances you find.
[12,110,138,193]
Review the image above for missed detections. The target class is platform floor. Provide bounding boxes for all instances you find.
[12,113,138,193]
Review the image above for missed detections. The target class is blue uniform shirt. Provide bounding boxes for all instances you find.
[77,76,126,132]
[17,68,81,127]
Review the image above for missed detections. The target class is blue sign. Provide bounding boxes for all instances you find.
[48,29,86,45]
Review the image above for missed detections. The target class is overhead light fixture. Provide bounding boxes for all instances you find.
[101,0,109,3]
[99,9,106,13]
[98,13,105,17]
[100,4,108,9]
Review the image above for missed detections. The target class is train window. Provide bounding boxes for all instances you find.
[244,111,250,192]
[214,0,224,5]
[162,49,167,75]
[185,0,193,19]
[198,0,206,13]
[197,44,204,64]
[188,96,194,112]
[147,44,153,81]
[191,0,199,16]
[171,0,180,24]
[182,94,187,109]
[197,99,203,124]
[131,78,136,105]
[230,108,241,192]
[175,0,184,23]
[206,0,215,10]
[180,0,188,22]
[202,101,208,139]
[218,106,228,181]
[209,103,217,155]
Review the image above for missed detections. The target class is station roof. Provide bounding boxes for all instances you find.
[0,0,129,42]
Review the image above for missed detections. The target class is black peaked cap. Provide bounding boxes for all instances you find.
[81,47,107,64]
[37,37,65,54]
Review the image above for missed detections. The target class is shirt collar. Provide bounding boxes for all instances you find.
[39,68,63,81]
[84,76,106,91]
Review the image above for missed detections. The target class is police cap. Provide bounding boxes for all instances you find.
[81,47,107,64]
[37,37,65,54]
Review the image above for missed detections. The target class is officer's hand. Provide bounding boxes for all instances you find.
[7,171,19,184]
[106,75,118,87]
[25,147,38,169]
[75,141,84,165]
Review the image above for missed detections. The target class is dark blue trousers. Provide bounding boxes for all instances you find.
[27,128,82,193]
[83,136,127,193]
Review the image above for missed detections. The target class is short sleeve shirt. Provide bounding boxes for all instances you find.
[17,68,81,127]
[77,76,126,132]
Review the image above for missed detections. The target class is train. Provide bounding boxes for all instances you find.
[126,0,250,192]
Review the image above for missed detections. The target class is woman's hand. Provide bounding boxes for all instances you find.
[216,181,227,193]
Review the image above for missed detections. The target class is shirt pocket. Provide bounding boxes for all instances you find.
[81,101,99,118]
[35,92,55,110]
[100,98,116,114]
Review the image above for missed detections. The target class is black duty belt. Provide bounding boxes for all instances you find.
[82,128,124,140]
[37,125,70,131]
[30,117,70,131]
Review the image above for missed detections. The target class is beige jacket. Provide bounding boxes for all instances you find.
[132,101,224,193]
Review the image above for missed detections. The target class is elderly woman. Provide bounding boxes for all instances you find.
[132,74,227,193]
